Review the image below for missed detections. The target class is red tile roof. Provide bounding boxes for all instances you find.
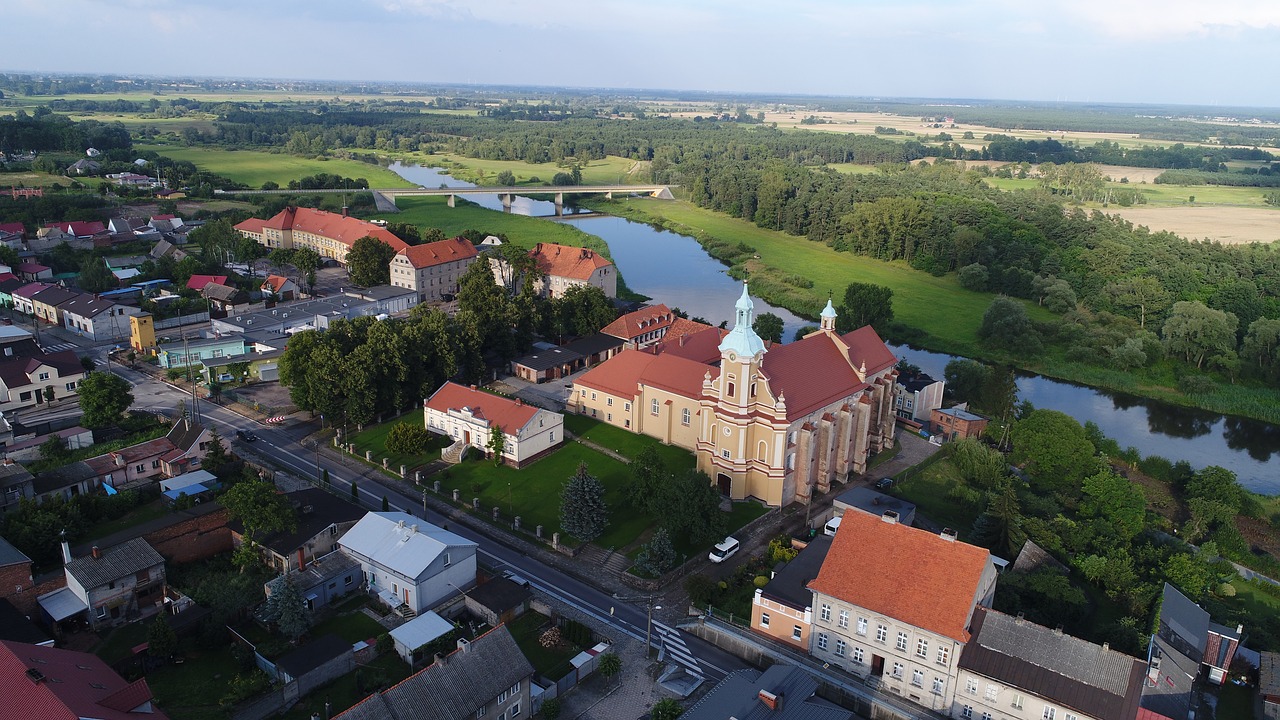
[808,510,991,644]
[0,639,168,720]
[0,222,23,235]
[647,321,726,364]
[16,263,49,274]
[239,207,408,253]
[575,348,715,400]
[43,220,106,237]
[425,382,540,435]
[12,282,52,300]
[531,242,612,281]
[601,304,675,341]
[262,274,292,292]
[397,237,478,269]
[186,274,228,291]
[758,327,896,422]
[234,217,267,235]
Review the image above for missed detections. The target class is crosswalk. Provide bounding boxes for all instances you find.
[41,342,78,353]
[652,621,702,678]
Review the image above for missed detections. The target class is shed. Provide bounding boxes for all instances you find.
[388,611,455,667]
[464,577,532,627]
[160,469,217,493]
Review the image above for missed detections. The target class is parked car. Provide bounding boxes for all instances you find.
[708,536,740,563]
[236,429,258,442]
[874,477,895,491]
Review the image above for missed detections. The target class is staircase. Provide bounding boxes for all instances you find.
[577,545,631,575]
[441,439,469,464]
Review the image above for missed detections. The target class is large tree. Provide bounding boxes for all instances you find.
[560,462,608,542]
[346,235,396,287]
[752,312,785,344]
[1162,301,1237,370]
[1080,469,1146,542]
[77,257,117,293]
[222,476,297,541]
[1106,276,1171,331]
[1009,409,1097,493]
[264,575,312,641]
[836,282,894,335]
[653,469,726,546]
[77,371,134,428]
[978,296,1041,355]
[1241,317,1280,381]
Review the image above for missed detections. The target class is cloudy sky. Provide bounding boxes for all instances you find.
[6,0,1280,106]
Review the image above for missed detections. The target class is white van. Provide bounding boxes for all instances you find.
[823,516,842,536]
[709,536,740,563]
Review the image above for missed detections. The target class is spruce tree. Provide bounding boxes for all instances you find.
[559,462,608,542]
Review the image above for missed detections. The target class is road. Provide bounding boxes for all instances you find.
[107,359,746,683]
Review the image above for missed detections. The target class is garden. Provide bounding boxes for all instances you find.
[349,413,452,472]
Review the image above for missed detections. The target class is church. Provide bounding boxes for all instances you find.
[570,284,899,507]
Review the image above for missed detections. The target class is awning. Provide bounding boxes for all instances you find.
[38,587,88,621]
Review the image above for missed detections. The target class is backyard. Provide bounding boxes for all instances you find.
[505,611,586,680]
[890,455,982,538]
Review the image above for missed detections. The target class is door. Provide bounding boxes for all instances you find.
[717,473,732,496]
[871,655,885,677]
[464,430,471,444]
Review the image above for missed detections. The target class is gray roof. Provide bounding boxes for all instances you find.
[511,346,584,372]
[165,418,207,454]
[58,294,120,319]
[0,535,31,567]
[338,512,475,581]
[345,285,416,302]
[32,461,95,495]
[1011,539,1069,575]
[562,332,624,357]
[1157,582,1209,658]
[681,665,853,720]
[760,536,832,610]
[466,577,532,616]
[959,607,1145,720]
[276,633,350,678]
[337,625,533,720]
[897,372,939,393]
[65,537,164,590]
[935,406,985,422]
[0,462,34,491]
[203,283,243,302]
[833,487,916,526]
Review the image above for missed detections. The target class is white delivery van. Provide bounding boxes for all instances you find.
[823,516,842,536]
[708,536,740,563]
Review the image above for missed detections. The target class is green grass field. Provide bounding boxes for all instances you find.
[983,175,1276,207]
[373,195,602,248]
[891,457,983,537]
[412,153,642,187]
[506,611,583,679]
[0,170,87,187]
[350,414,450,471]
[134,143,416,189]
[826,163,887,175]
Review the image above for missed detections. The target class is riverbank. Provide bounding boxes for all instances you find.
[591,196,1280,426]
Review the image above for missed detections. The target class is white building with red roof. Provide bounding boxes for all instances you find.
[389,236,478,303]
[424,382,563,467]
[572,285,898,507]
[234,207,408,265]
[601,303,679,348]
[499,242,616,299]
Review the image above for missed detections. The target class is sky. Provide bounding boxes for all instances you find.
[6,0,1280,107]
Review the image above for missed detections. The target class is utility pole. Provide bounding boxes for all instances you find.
[646,596,663,659]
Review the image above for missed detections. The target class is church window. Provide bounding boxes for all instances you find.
[682,408,691,426]
[727,381,735,398]
[750,382,757,398]
[651,399,659,416]
[757,441,767,461]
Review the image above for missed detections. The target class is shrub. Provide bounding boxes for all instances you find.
[541,697,562,720]
[1218,583,1237,597]
[386,421,429,456]
[753,575,769,588]
[684,574,717,606]
[376,633,393,654]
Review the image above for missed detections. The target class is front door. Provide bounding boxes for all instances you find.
[464,430,471,444]
[717,473,732,496]
[871,654,885,677]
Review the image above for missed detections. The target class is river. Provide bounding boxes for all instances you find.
[386,162,1280,493]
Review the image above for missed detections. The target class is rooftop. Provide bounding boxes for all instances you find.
[397,237,478,269]
[530,242,612,281]
[338,512,476,581]
[236,207,408,253]
[0,639,168,720]
[681,665,853,720]
[229,488,364,555]
[425,382,544,435]
[65,537,164,591]
[761,535,832,610]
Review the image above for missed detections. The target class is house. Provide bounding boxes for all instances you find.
[162,418,215,474]
[523,241,616,298]
[31,461,98,504]
[234,207,408,265]
[185,274,228,292]
[0,325,36,363]
[338,512,477,616]
[337,624,534,720]
[230,488,364,575]
[66,158,101,174]
[572,290,899,507]
[954,607,1145,720]
[341,284,419,314]
[4,427,94,464]
[562,332,625,367]
[1142,583,1244,720]
[601,303,678,348]
[509,345,585,384]
[832,485,917,527]
[932,407,989,441]
[149,238,187,262]
[0,221,24,239]
[44,220,106,238]
[644,319,727,365]
[464,576,532,627]
[11,282,52,315]
[0,598,52,646]
[388,611,455,667]
[155,335,248,369]
[107,172,154,187]
[268,550,364,613]
[681,665,854,720]
[108,217,147,235]
[0,461,36,512]
[261,274,299,301]
[751,535,833,650]
[806,509,998,712]
[0,537,35,614]
[202,282,248,316]
[389,236,478,303]
[200,347,285,383]
[0,639,170,719]
[60,538,166,631]
[60,295,143,342]
[895,372,944,424]
[272,634,354,699]
[0,274,27,309]
[15,263,53,282]
[149,215,185,232]
[209,292,388,337]
[1261,652,1280,720]
[0,350,85,413]
[424,382,564,467]
[85,437,179,491]
[29,285,80,325]
[105,255,149,272]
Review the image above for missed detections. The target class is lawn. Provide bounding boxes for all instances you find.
[148,643,242,720]
[350,414,450,471]
[278,653,412,720]
[92,619,153,665]
[311,611,388,645]
[80,498,171,545]
[1214,682,1255,720]
[891,456,983,538]
[563,414,696,472]
[505,611,583,679]
[983,175,1276,208]
[0,170,82,187]
[134,143,417,189]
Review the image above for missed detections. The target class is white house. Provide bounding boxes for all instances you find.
[60,295,144,342]
[895,372,945,424]
[424,382,564,468]
[0,350,86,413]
[338,512,477,616]
[389,236,478,303]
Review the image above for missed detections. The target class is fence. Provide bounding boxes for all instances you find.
[153,312,210,330]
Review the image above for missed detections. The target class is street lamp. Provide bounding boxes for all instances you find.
[646,598,663,660]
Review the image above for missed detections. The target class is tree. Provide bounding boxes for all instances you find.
[77,371,134,428]
[1184,466,1244,514]
[957,263,988,291]
[202,429,231,477]
[654,469,726,546]
[752,312,784,344]
[1009,409,1097,493]
[836,282,893,335]
[487,425,506,466]
[386,422,429,456]
[559,462,608,542]
[264,575,311,642]
[978,296,1041,355]
[971,484,1026,557]
[1241,318,1280,381]
[635,528,677,576]
[496,170,516,186]
[1163,551,1213,600]
[597,652,621,683]
[39,435,68,462]
[944,359,991,405]
[147,615,179,661]
[222,477,297,540]
[78,257,116,293]
[626,446,665,513]
[346,236,396,287]
[651,698,683,720]
[1081,469,1146,541]
[1162,301,1237,370]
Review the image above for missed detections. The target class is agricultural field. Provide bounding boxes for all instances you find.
[1108,206,1280,245]
[134,143,416,189]
[0,169,83,187]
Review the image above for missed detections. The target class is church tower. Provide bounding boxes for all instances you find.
[820,297,838,333]
[716,282,767,409]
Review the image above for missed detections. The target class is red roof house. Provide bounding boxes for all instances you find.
[424,382,563,467]
[0,639,169,719]
[43,221,106,238]
[186,275,229,292]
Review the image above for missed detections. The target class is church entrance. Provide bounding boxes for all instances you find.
[717,473,732,496]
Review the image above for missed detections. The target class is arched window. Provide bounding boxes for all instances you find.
[750,382,757,398]
[757,441,768,461]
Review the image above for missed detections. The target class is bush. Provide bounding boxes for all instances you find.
[386,421,430,456]
[685,574,717,606]
[1218,583,1237,597]
[376,633,393,654]
[753,575,769,588]
[541,697,562,720]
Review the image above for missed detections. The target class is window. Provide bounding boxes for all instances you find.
[856,617,867,635]
[760,613,770,628]
[852,647,864,664]
[590,392,596,400]
[443,553,451,566]
[509,703,520,718]
[38,372,49,380]
[750,382,757,397]
[19,391,30,402]
[607,413,612,422]
[682,408,691,426]
[816,633,828,650]
[985,685,998,701]
[651,398,659,416]
[624,403,631,411]
[961,706,973,720]
[96,605,107,618]
[135,464,145,473]
[65,382,76,391]
[876,625,888,643]
[1065,715,1078,720]
[911,670,923,687]
[981,714,993,720]
[896,632,908,651]
[1011,694,1025,710]
[1042,707,1055,720]
[937,647,950,666]
[509,683,520,697]
[820,604,831,623]
[607,398,613,406]
[966,678,978,695]
[726,381,735,398]
[891,662,903,679]
[932,677,944,694]
[151,460,161,469]
[834,639,846,657]
[791,625,802,641]
[838,610,849,628]
[721,449,730,459]
[916,638,929,658]
[345,575,353,586]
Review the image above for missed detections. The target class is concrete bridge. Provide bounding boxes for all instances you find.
[214,184,674,214]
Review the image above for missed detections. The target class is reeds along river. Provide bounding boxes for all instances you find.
[387,162,1280,494]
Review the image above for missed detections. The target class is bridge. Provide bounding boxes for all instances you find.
[214,184,674,214]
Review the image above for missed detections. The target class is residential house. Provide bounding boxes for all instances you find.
[563,332,624,367]
[60,295,143,341]
[107,172,154,187]
[0,274,27,309]
[44,220,106,238]
[0,460,36,512]
[268,550,363,613]
[149,215,185,233]
[572,291,899,507]
[200,347,285,383]
[681,665,855,720]
[234,207,408,265]
[0,222,24,242]
[509,345,584,384]
[832,485,917,527]
[338,512,477,616]
[11,282,52,315]
[85,437,178,491]
[230,488,364,574]
[161,418,215,475]
[155,335,248,369]
[337,624,533,720]
[389,236,478,303]
[261,274,299,301]
[62,538,166,631]
[0,639,170,719]
[601,303,677,348]
[202,282,248,316]
[0,325,37,360]
[185,274,228,293]
[29,284,80,325]
[105,255,149,273]
[522,241,616,298]
[107,217,148,235]
[387,611,455,667]
[464,577,532,627]
[0,537,35,613]
[896,372,944,424]
[806,509,998,712]
[4,427,94,464]
[149,238,187,262]
[271,634,354,700]
[1261,652,1280,720]
[751,535,833,650]
[0,350,85,412]
[66,158,101,174]
[1141,583,1244,720]
[31,461,98,504]
[424,382,564,467]
[15,263,53,282]
[954,607,1145,720]
[932,407,989,441]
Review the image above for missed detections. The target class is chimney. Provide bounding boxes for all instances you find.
[940,528,957,542]
[398,519,405,529]
[457,637,471,653]
[758,689,781,711]
[91,546,101,560]
[1102,642,1110,651]
[1238,624,1245,635]
[61,541,72,564]
[341,206,349,217]
[881,510,899,524]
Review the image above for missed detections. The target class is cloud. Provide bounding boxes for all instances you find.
[1043,0,1280,41]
